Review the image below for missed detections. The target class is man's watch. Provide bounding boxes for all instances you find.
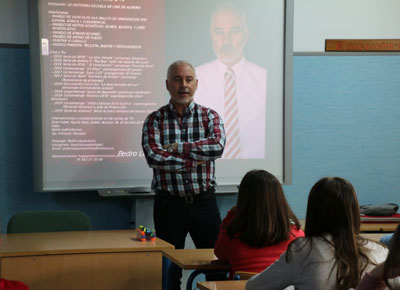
[167,144,174,153]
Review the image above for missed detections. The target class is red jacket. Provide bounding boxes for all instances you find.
[214,210,305,278]
[0,278,29,290]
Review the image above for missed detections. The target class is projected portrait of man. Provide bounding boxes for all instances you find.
[195,2,266,159]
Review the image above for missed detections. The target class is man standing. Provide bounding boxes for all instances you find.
[142,60,225,290]
[195,2,266,159]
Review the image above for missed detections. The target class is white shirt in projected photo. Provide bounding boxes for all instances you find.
[195,2,266,159]
[195,58,266,159]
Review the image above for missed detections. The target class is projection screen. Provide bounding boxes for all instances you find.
[29,0,293,191]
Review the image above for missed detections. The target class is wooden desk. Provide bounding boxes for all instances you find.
[361,233,386,242]
[300,219,398,233]
[0,230,174,290]
[197,280,247,290]
[162,248,228,270]
[360,223,398,232]
[163,249,229,290]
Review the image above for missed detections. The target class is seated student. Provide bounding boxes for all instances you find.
[246,177,397,290]
[214,170,304,278]
[0,237,29,290]
[355,224,400,290]
[0,279,29,290]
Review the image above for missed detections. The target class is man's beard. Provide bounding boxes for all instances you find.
[174,95,193,105]
[214,43,245,65]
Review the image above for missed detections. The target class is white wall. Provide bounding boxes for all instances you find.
[293,0,400,52]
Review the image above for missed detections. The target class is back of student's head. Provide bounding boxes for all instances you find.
[304,177,369,290]
[227,169,299,247]
[384,224,400,289]
[305,177,360,238]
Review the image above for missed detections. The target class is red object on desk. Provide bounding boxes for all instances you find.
[360,213,400,223]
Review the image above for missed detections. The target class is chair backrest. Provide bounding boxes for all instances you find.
[234,271,257,280]
[7,210,92,233]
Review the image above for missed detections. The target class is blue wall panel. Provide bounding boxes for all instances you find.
[284,55,400,216]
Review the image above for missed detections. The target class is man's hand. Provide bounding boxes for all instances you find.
[163,143,177,153]
[162,144,209,165]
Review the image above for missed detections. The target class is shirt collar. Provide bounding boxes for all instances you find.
[168,100,195,116]
[216,57,245,79]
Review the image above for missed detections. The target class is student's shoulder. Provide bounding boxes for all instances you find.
[224,209,236,222]
[289,236,334,254]
[288,236,309,251]
[363,239,388,260]
[290,225,305,238]
[283,237,314,263]
[363,239,387,251]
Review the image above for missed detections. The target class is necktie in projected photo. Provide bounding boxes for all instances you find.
[223,68,241,159]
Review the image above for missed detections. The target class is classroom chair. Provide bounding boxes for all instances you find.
[234,271,257,280]
[162,256,173,290]
[7,210,92,233]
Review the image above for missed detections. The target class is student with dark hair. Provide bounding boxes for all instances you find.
[355,224,400,290]
[214,170,304,278]
[246,177,394,290]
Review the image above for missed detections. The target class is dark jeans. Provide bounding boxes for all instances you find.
[154,189,222,290]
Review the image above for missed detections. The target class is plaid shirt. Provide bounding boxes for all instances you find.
[142,101,225,196]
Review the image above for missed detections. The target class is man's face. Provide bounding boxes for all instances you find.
[166,64,198,106]
[211,10,248,66]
